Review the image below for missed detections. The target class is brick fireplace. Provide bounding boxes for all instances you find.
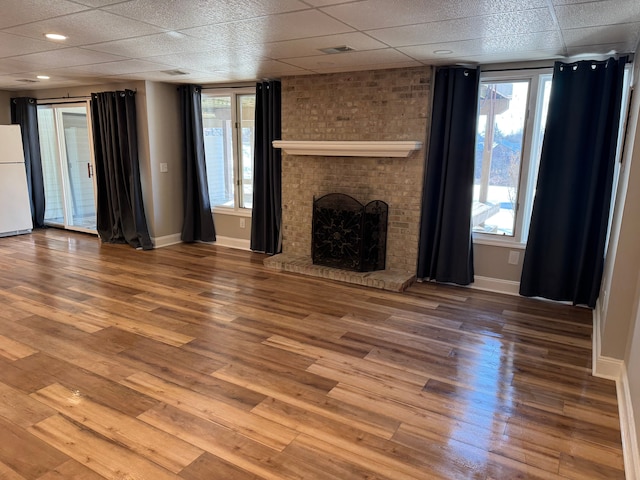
[266,66,432,290]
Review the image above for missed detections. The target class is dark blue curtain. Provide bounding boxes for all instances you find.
[417,66,480,285]
[91,90,153,250]
[251,80,282,254]
[178,85,216,243]
[11,97,45,228]
[520,57,627,307]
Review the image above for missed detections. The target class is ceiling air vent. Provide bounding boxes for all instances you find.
[319,45,355,54]
[162,69,189,76]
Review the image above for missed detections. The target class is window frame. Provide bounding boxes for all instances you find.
[472,68,553,247]
[201,87,255,216]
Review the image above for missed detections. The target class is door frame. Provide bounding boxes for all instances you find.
[37,99,98,235]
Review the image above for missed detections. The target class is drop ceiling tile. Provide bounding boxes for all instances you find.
[261,32,388,59]
[0,0,88,29]
[104,0,309,30]
[144,50,268,73]
[70,0,130,5]
[313,61,423,74]
[0,32,65,58]
[0,74,80,90]
[16,48,127,69]
[551,0,595,4]
[368,9,557,47]
[282,48,418,70]
[399,31,565,60]
[0,77,46,90]
[3,10,165,46]
[321,0,548,30]
[255,60,311,74]
[107,70,214,83]
[0,58,44,75]
[144,44,259,63]
[55,59,174,76]
[86,32,211,58]
[565,43,633,57]
[179,10,354,44]
[303,0,360,5]
[562,23,640,51]
[179,59,311,82]
[554,1,640,29]
[231,59,311,78]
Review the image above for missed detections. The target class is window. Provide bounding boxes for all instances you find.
[472,71,552,244]
[201,89,255,211]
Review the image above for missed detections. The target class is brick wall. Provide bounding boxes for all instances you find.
[281,66,432,273]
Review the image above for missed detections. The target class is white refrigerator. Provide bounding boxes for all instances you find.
[0,125,33,237]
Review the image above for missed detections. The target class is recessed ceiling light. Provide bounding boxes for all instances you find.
[433,49,453,55]
[45,33,67,41]
[36,75,50,80]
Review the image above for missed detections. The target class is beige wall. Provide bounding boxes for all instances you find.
[142,81,183,240]
[474,244,523,282]
[600,56,640,359]
[213,212,251,241]
[597,50,640,466]
[626,269,640,464]
[0,90,11,124]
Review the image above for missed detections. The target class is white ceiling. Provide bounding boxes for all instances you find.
[0,0,638,90]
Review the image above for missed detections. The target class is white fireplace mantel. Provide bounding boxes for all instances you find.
[272,140,423,158]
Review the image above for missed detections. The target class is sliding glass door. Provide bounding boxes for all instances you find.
[37,102,97,233]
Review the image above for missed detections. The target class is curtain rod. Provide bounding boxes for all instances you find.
[201,86,254,90]
[36,95,92,102]
[482,54,633,73]
[481,65,553,73]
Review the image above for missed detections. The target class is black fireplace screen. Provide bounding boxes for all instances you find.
[312,193,388,272]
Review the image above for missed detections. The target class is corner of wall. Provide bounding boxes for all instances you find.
[617,362,640,480]
[592,299,624,380]
[592,299,639,479]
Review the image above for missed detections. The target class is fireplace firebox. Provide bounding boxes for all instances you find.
[312,193,388,272]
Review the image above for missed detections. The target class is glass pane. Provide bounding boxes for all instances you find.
[60,108,96,230]
[522,75,552,241]
[202,95,234,208]
[239,94,255,209]
[37,107,65,225]
[473,81,529,236]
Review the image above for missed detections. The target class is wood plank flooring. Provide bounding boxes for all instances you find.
[0,229,625,479]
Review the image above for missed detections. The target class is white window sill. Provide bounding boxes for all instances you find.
[472,234,526,250]
[212,207,252,218]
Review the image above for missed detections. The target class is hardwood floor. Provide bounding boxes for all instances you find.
[0,229,625,479]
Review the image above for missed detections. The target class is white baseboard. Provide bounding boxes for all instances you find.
[618,363,640,480]
[214,236,251,251]
[151,234,251,251]
[470,275,521,296]
[152,233,183,248]
[592,302,639,479]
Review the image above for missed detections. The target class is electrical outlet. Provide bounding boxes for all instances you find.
[239,218,246,229]
[508,250,520,265]
[159,163,168,173]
